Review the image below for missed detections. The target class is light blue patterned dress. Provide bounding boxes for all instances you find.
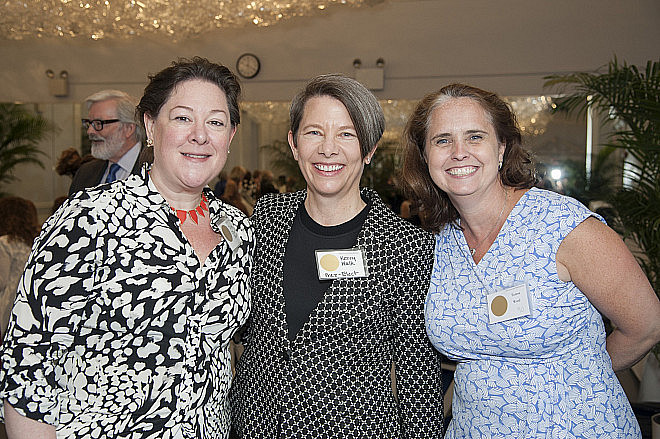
[426,188,640,438]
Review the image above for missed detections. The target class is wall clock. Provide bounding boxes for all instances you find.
[236,53,261,79]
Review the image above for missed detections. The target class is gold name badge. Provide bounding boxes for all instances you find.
[315,248,368,280]
[487,282,532,324]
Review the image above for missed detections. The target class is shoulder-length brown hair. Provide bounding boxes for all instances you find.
[400,83,536,233]
[0,196,39,246]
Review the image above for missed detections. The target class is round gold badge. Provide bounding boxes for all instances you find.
[319,254,340,271]
[491,295,508,317]
[221,225,233,242]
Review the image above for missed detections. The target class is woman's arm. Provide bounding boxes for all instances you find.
[392,230,444,438]
[556,216,660,371]
[1,197,98,429]
[4,401,56,439]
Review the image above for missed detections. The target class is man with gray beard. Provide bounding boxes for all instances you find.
[68,90,145,196]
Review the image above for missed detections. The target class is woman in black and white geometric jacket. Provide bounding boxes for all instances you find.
[230,74,444,438]
[1,57,253,439]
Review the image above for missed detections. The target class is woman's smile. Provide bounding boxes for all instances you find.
[314,163,344,173]
[446,165,479,177]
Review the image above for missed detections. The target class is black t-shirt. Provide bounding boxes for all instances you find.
[282,200,370,340]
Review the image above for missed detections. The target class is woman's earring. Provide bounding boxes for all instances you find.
[498,160,503,170]
[146,138,154,147]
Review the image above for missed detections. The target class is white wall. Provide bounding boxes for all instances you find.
[1,0,659,103]
[1,0,658,218]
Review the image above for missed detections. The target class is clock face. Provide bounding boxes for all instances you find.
[236,53,260,79]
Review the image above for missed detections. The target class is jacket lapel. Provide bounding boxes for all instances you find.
[267,191,306,348]
[93,160,109,185]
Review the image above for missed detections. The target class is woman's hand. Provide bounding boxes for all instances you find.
[4,401,56,439]
[556,217,660,371]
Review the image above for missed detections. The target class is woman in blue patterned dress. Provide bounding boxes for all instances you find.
[400,83,660,438]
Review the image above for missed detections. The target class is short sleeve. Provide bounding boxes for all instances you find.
[533,190,605,257]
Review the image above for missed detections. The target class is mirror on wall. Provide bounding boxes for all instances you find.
[1,97,596,223]
[242,97,595,199]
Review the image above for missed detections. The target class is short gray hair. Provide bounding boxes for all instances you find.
[84,89,145,143]
[289,74,385,159]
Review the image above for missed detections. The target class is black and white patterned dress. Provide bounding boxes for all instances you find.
[0,167,253,439]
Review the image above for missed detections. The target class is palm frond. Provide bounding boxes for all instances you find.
[545,57,660,296]
[0,103,55,189]
[259,139,305,191]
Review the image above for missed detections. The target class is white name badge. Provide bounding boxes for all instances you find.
[315,248,368,280]
[487,282,532,324]
[213,215,241,253]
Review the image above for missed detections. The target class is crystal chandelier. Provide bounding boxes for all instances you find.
[506,95,555,136]
[242,97,555,140]
[0,0,368,41]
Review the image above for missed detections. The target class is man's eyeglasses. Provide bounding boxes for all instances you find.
[81,119,121,131]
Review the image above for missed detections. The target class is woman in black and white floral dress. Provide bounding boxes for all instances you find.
[1,57,253,439]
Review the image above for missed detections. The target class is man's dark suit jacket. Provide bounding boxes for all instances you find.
[231,187,444,438]
[68,147,145,197]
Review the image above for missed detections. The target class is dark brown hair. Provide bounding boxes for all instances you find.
[289,74,385,159]
[137,57,242,131]
[400,83,536,233]
[221,180,249,216]
[55,148,88,177]
[0,197,39,246]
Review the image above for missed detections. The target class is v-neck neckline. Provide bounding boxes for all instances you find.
[454,188,532,267]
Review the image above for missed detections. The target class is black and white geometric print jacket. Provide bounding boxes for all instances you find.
[230,187,444,439]
[0,167,254,439]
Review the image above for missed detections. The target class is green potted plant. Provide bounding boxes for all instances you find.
[544,58,660,401]
[544,58,659,293]
[0,103,54,195]
[260,139,305,192]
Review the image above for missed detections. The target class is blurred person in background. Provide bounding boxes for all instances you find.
[68,90,145,196]
[54,148,95,179]
[0,197,39,341]
[221,179,251,216]
[228,166,246,185]
[214,170,228,198]
[239,170,256,208]
[255,170,279,200]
